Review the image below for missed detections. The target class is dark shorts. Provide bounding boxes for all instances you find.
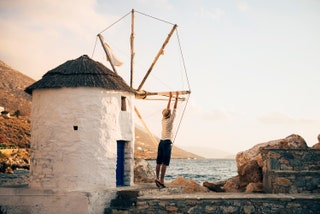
[156,139,172,166]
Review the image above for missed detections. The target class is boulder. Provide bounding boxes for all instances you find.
[245,182,263,193]
[134,158,155,183]
[204,176,243,193]
[312,143,320,149]
[311,134,320,149]
[168,176,209,193]
[236,134,308,189]
[238,160,262,188]
[203,180,225,192]
[0,149,30,173]
[222,176,242,192]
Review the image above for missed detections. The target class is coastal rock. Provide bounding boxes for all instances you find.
[168,176,209,193]
[5,167,14,174]
[0,169,29,186]
[222,176,242,192]
[238,160,262,188]
[204,176,244,193]
[312,143,320,149]
[203,180,225,192]
[134,158,155,183]
[245,182,263,193]
[236,134,308,189]
[311,134,320,149]
[0,149,30,173]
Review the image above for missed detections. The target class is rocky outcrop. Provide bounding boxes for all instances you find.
[234,134,308,192]
[203,180,225,192]
[0,149,30,173]
[134,158,155,183]
[245,182,263,193]
[168,176,208,193]
[311,134,320,148]
[222,176,242,192]
[203,134,310,193]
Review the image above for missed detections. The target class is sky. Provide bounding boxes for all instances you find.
[1,0,320,154]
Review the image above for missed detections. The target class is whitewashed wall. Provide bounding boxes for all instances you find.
[29,87,134,191]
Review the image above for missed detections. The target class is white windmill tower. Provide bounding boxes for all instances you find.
[25,55,136,191]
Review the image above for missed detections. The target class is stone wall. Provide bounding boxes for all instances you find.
[262,148,320,194]
[112,193,320,214]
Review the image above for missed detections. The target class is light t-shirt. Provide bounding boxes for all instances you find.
[161,108,176,140]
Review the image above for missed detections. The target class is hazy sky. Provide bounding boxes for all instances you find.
[1,0,320,154]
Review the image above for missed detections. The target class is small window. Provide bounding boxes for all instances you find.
[121,96,127,111]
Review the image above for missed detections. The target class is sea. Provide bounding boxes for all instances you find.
[148,158,237,184]
[0,159,237,186]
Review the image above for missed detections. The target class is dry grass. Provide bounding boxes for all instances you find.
[0,116,30,148]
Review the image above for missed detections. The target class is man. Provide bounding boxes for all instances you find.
[155,91,179,188]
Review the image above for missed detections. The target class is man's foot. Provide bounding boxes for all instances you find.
[155,179,161,188]
[155,179,166,188]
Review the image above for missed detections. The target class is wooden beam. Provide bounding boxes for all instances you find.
[97,34,118,74]
[135,90,190,100]
[134,106,158,146]
[130,9,135,88]
[137,24,178,91]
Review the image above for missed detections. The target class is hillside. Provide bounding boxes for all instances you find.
[0,60,201,159]
[0,61,33,116]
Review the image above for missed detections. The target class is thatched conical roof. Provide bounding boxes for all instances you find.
[25,55,135,95]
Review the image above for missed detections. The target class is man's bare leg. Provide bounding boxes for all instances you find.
[156,164,161,180]
[160,164,167,184]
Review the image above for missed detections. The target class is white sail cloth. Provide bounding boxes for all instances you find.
[103,42,123,66]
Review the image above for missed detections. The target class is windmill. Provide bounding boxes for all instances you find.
[93,9,191,145]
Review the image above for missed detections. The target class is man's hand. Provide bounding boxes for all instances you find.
[174,91,179,109]
[167,92,172,109]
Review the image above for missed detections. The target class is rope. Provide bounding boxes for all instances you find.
[135,10,175,26]
[176,29,191,91]
[98,10,175,35]
[98,11,132,34]
[172,93,191,144]
[91,36,98,58]
[172,29,192,144]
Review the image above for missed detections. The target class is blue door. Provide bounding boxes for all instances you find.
[116,141,125,186]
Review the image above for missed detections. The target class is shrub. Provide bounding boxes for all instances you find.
[1,111,9,115]
[13,110,20,118]
[9,144,16,149]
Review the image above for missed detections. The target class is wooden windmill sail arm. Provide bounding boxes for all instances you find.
[134,106,158,146]
[137,24,178,91]
[97,34,118,74]
[130,9,135,88]
[137,97,186,101]
[135,90,190,100]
